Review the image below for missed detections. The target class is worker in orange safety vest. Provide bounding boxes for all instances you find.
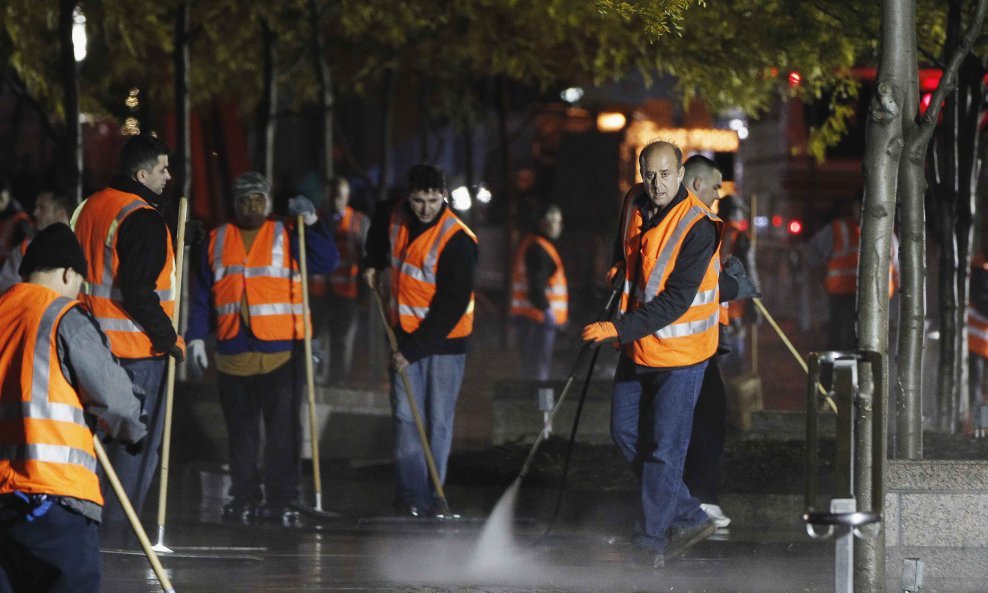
[510,203,568,380]
[186,172,337,526]
[73,134,185,527]
[0,223,146,592]
[582,141,725,567]
[363,164,478,517]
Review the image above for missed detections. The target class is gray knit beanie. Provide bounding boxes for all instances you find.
[232,171,271,200]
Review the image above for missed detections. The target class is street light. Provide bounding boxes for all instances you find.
[72,7,87,62]
[451,186,471,211]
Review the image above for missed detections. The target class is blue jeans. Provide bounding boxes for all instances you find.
[611,355,709,552]
[98,357,167,525]
[513,316,557,381]
[390,353,465,511]
[0,502,100,593]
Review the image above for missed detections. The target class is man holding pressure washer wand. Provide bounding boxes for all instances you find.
[582,141,754,568]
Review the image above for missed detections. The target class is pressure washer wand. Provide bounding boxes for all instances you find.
[516,280,623,481]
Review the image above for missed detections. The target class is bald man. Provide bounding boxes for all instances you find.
[582,141,724,567]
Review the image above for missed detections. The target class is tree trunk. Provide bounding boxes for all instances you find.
[309,0,334,183]
[377,68,395,202]
[859,0,916,588]
[259,20,279,183]
[929,0,988,433]
[496,76,516,332]
[59,0,81,203]
[893,9,922,459]
[174,0,191,201]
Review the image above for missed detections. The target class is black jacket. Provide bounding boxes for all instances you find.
[365,199,478,363]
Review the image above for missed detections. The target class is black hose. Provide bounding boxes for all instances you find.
[534,281,622,544]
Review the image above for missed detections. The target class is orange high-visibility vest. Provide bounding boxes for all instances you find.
[825,218,897,298]
[0,211,29,265]
[619,187,724,368]
[970,309,988,359]
[510,234,568,325]
[389,204,477,338]
[0,284,102,505]
[329,206,368,299]
[721,222,748,324]
[208,219,306,341]
[74,188,175,359]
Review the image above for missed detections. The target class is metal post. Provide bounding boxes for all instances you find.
[537,388,554,440]
[833,498,857,593]
[900,558,924,593]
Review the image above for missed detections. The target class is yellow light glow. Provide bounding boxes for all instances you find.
[597,112,627,132]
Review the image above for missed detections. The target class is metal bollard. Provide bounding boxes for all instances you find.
[804,351,882,593]
[537,388,554,439]
[901,557,924,593]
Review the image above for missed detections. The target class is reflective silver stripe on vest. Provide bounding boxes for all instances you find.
[643,206,705,303]
[216,302,241,316]
[971,326,988,342]
[398,304,430,319]
[95,317,146,333]
[85,200,150,300]
[83,284,174,302]
[213,223,293,281]
[832,220,857,259]
[691,288,718,307]
[0,443,96,471]
[212,224,229,279]
[249,303,303,317]
[971,309,988,326]
[0,401,87,424]
[655,310,720,339]
[399,261,432,284]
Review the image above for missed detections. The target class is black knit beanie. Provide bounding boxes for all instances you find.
[19,223,88,278]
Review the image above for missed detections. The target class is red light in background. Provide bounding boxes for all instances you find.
[788,220,803,235]
[771,214,783,227]
[737,220,749,232]
[920,93,932,114]
[788,71,802,87]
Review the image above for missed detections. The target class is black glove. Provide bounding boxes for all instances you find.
[125,437,146,456]
[167,343,185,362]
[184,219,206,246]
[723,256,760,300]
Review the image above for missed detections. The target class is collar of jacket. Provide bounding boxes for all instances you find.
[402,200,448,235]
[635,184,689,232]
[109,174,164,209]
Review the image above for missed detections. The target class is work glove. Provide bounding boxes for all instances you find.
[184,219,206,247]
[288,195,319,226]
[165,336,186,362]
[723,256,760,300]
[606,261,625,290]
[188,339,208,374]
[582,321,618,344]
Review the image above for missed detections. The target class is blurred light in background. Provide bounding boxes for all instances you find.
[754,216,769,228]
[451,186,471,211]
[560,87,584,104]
[476,186,492,204]
[72,7,87,62]
[788,219,803,235]
[597,112,627,132]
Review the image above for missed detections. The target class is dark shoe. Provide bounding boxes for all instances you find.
[665,519,716,559]
[221,499,256,523]
[393,501,435,518]
[258,505,301,527]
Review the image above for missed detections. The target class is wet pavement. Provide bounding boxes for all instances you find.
[100,467,838,593]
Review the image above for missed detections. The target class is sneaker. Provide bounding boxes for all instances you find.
[700,503,732,528]
[258,505,301,527]
[221,499,256,524]
[665,519,716,559]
